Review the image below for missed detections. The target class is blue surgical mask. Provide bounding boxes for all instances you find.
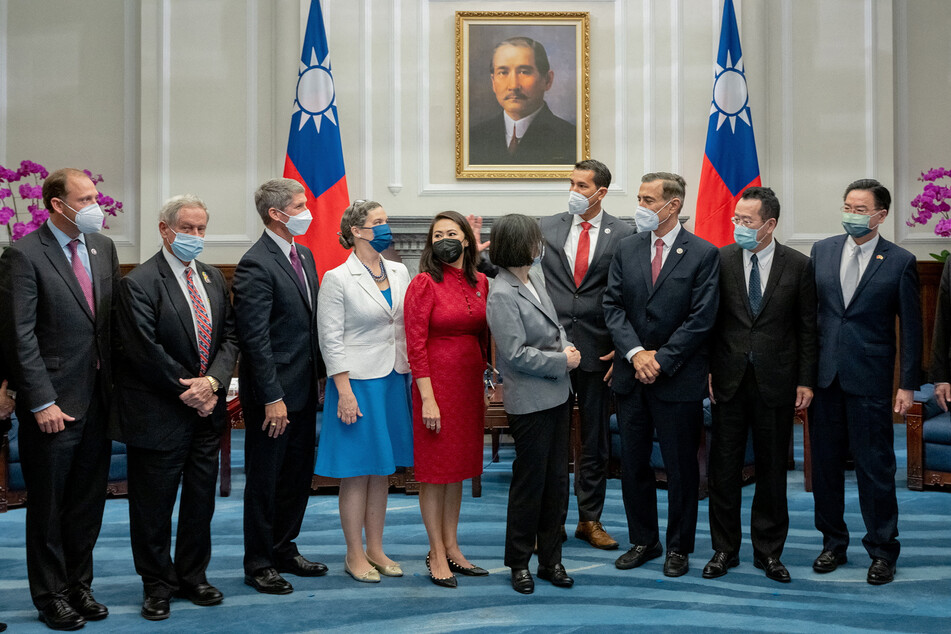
[734,223,766,251]
[634,199,675,233]
[841,210,883,239]
[359,223,393,253]
[532,244,546,267]
[169,230,204,262]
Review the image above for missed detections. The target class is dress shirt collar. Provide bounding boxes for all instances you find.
[651,218,681,249]
[161,244,198,277]
[572,209,603,230]
[265,226,294,259]
[46,219,85,249]
[845,233,879,257]
[742,236,776,268]
[504,106,542,142]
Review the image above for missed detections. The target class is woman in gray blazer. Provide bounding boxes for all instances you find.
[316,200,413,584]
[485,214,581,595]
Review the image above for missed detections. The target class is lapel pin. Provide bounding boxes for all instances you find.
[476,291,482,297]
[876,254,884,260]
[202,271,211,284]
[676,247,684,255]
[604,228,611,234]
[90,248,97,256]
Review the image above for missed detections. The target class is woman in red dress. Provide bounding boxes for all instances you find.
[404,210,490,588]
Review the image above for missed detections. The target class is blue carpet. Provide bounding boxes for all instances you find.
[3,425,951,632]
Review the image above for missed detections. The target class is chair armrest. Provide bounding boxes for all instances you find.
[906,401,925,490]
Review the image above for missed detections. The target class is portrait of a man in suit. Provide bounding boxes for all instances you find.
[468,36,577,166]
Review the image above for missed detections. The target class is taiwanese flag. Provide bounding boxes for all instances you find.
[695,0,761,247]
[284,0,349,280]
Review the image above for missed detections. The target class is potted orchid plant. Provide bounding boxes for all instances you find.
[907,167,951,262]
[0,160,123,243]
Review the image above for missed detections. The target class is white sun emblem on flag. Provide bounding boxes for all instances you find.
[292,48,338,132]
[710,50,751,133]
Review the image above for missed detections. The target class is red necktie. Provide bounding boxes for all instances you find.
[185,268,211,375]
[573,221,592,287]
[68,239,95,316]
[651,238,664,285]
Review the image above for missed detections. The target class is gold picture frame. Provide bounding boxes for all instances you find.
[455,11,590,179]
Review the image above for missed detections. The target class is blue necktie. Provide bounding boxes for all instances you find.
[749,253,762,317]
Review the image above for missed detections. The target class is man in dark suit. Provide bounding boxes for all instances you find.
[809,178,921,585]
[112,195,239,620]
[233,178,327,595]
[469,36,576,166]
[0,168,120,630]
[539,159,633,549]
[703,187,817,583]
[603,172,719,578]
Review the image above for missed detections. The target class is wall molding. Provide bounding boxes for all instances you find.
[388,0,403,195]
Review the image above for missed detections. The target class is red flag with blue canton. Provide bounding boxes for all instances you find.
[284,0,349,280]
[695,0,761,247]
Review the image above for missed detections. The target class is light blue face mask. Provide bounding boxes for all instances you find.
[170,230,204,262]
[841,210,884,239]
[532,243,546,267]
[734,223,767,251]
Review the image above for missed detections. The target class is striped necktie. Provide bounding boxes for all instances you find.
[185,268,211,375]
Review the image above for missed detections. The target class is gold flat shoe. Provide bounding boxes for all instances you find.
[345,559,381,583]
[366,554,403,577]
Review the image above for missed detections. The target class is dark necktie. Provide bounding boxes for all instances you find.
[185,268,211,375]
[508,133,520,155]
[68,239,95,316]
[749,253,762,317]
[289,246,309,303]
[574,221,592,287]
[651,238,664,285]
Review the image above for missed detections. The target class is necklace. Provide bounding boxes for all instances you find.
[360,256,387,282]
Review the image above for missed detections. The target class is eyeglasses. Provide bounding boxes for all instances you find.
[731,216,762,229]
[841,205,882,215]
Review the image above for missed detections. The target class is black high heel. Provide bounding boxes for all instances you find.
[426,552,458,588]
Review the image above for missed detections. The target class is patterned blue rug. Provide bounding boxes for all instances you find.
[3,425,951,632]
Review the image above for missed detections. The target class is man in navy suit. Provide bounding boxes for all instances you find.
[603,172,720,577]
[112,195,239,620]
[809,178,922,585]
[539,159,633,550]
[233,178,327,595]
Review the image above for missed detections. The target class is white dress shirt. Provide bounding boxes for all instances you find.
[265,226,312,306]
[162,247,213,350]
[743,237,776,295]
[839,233,879,290]
[503,106,542,147]
[564,209,603,271]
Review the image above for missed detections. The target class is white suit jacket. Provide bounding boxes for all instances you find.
[317,252,411,379]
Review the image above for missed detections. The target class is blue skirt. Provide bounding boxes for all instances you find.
[315,370,414,478]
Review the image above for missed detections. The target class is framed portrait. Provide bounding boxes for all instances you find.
[455,11,590,179]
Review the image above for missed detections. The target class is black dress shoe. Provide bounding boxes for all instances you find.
[447,557,489,576]
[244,567,293,595]
[68,588,108,621]
[702,551,739,579]
[754,557,791,583]
[812,550,847,573]
[39,598,86,631]
[510,568,534,594]
[174,582,223,606]
[867,558,896,585]
[537,563,574,588]
[276,554,329,577]
[664,551,689,577]
[615,541,663,570]
[1,621,7,631]
[141,595,170,622]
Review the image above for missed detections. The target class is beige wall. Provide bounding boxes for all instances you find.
[0,0,947,263]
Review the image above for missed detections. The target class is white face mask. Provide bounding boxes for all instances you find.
[278,207,313,236]
[634,199,675,233]
[61,201,105,234]
[568,190,599,215]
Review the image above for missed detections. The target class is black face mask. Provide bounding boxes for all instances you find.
[432,238,464,264]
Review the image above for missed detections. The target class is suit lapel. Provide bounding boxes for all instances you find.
[197,261,224,349]
[826,235,848,310]
[649,230,688,298]
[292,244,316,311]
[39,225,94,322]
[851,238,889,304]
[758,243,787,317]
[638,234,655,295]
[87,234,105,318]
[501,268,561,331]
[726,246,753,320]
[262,233,309,308]
[348,253,393,314]
[553,215,574,284]
[158,252,201,356]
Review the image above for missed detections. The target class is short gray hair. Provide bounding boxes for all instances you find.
[338,199,382,249]
[159,194,208,228]
[254,178,305,225]
[641,171,686,201]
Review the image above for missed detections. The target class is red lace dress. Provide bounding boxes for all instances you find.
[404,265,489,483]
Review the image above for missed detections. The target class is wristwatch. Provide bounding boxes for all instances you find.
[206,376,221,392]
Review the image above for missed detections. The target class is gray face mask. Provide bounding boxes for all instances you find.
[634,198,675,233]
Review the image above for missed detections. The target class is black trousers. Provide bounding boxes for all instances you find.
[504,401,570,569]
[243,397,318,575]
[18,389,110,610]
[568,368,611,522]
[615,386,702,554]
[127,418,221,599]
[810,379,900,563]
[708,364,793,559]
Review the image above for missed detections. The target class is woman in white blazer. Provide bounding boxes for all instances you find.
[316,200,413,583]
[486,214,581,595]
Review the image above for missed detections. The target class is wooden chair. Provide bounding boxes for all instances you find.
[905,385,951,491]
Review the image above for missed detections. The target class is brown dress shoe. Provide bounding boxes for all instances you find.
[575,521,619,550]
